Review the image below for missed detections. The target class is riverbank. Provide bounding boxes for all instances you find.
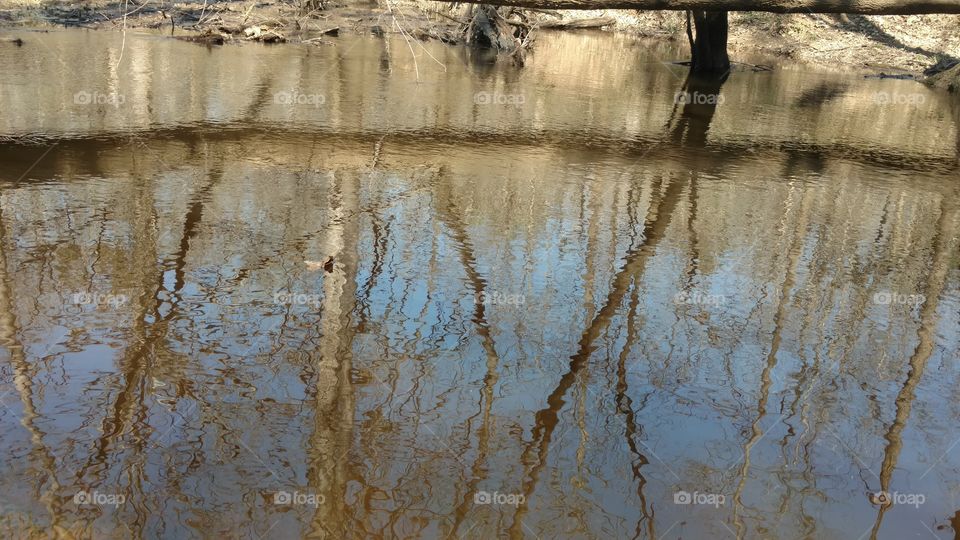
[2,0,959,78]
[616,10,960,74]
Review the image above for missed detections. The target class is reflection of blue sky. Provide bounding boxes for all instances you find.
[0,28,958,540]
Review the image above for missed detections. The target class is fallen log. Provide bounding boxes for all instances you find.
[174,32,226,45]
[524,7,564,15]
[427,0,960,15]
[539,16,616,28]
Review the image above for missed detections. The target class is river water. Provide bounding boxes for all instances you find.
[0,27,959,539]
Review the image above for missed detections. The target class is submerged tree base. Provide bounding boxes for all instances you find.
[464,5,534,65]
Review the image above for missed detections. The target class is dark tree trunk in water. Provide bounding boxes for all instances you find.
[470,6,519,51]
[690,10,730,75]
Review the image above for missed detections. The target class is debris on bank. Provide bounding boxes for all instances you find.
[0,0,619,63]
[863,73,916,80]
[1,0,958,73]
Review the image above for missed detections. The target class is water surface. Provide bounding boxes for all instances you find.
[0,28,959,539]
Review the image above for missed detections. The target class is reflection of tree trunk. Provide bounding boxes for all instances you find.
[0,205,64,530]
[509,175,685,536]
[571,179,606,493]
[732,187,812,539]
[74,171,159,486]
[775,196,835,538]
[868,197,958,540]
[355,212,389,334]
[668,74,727,147]
[829,196,894,367]
[779,353,821,539]
[581,180,601,320]
[307,171,358,538]
[77,161,223,521]
[172,188,208,293]
[429,167,503,538]
[952,98,960,166]
[683,177,701,286]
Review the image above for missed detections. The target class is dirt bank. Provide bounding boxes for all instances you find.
[625,10,960,74]
[1,0,958,77]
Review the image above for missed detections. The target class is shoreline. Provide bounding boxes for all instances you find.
[2,1,959,83]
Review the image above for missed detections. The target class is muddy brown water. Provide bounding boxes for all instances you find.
[0,27,959,539]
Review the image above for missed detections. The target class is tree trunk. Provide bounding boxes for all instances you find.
[469,5,520,50]
[690,10,730,75]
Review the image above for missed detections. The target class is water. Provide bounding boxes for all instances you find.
[0,27,959,539]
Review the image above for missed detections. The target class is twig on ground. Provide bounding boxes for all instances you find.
[197,0,209,25]
[428,9,470,26]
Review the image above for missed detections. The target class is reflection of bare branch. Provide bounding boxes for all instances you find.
[616,285,653,539]
[77,162,224,515]
[0,204,64,530]
[429,167,503,538]
[828,196,896,368]
[355,210,390,334]
[509,174,685,536]
[868,197,958,540]
[682,175,701,287]
[777,243,830,539]
[732,187,812,538]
